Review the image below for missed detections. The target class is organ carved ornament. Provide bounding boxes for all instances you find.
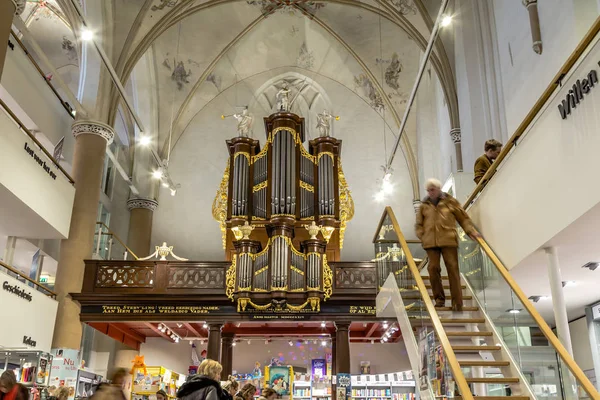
[216,111,350,312]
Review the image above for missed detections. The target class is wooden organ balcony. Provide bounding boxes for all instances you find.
[213,112,354,312]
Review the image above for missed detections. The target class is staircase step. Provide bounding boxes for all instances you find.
[457,397,528,400]
[440,318,485,324]
[403,294,473,300]
[435,306,479,312]
[453,345,501,352]
[446,331,493,337]
[466,377,519,384]
[458,360,510,367]
[425,284,467,289]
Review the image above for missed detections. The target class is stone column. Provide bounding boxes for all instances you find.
[0,1,24,79]
[450,128,464,172]
[544,247,573,355]
[126,198,158,258]
[207,323,223,361]
[335,322,351,374]
[331,336,337,400]
[52,121,114,351]
[523,0,543,54]
[221,332,234,378]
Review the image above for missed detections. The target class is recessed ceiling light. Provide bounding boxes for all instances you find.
[440,15,452,28]
[507,309,521,314]
[81,29,93,41]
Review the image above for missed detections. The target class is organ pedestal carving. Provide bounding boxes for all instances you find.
[216,111,352,311]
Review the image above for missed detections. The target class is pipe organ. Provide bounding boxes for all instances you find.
[217,112,353,312]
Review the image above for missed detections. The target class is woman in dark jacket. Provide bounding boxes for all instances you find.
[220,376,238,400]
[177,360,225,400]
[233,384,256,400]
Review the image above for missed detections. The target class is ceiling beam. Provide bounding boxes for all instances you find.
[365,323,379,338]
[112,323,146,344]
[184,322,204,338]
[144,322,174,341]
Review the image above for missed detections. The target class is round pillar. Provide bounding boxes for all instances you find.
[207,323,223,361]
[335,321,351,374]
[126,198,158,258]
[52,121,114,351]
[0,1,25,79]
[221,332,235,378]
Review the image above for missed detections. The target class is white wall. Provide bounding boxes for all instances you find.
[140,339,410,377]
[2,33,75,163]
[0,109,75,238]
[468,35,600,269]
[490,0,598,135]
[140,338,197,375]
[570,317,594,373]
[0,269,58,352]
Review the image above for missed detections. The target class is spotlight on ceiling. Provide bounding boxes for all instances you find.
[321,340,327,347]
[152,169,163,179]
[289,340,293,347]
[562,281,577,287]
[81,29,93,41]
[371,339,374,344]
[506,308,522,314]
[170,189,177,196]
[382,322,389,329]
[383,337,388,342]
[374,190,385,203]
[528,295,550,303]
[320,321,326,328]
[582,262,599,271]
[202,323,208,329]
[440,15,453,28]
[232,341,237,347]
[248,340,252,345]
[139,135,151,146]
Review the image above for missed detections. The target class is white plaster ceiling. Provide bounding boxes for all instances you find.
[19,0,446,261]
[142,2,426,261]
[510,202,600,325]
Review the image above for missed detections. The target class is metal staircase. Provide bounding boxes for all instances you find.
[374,207,600,400]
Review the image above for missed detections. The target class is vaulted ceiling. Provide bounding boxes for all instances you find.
[20,0,457,261]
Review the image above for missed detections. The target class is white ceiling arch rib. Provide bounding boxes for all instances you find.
[107,0,458,135]
[147,2,420,199]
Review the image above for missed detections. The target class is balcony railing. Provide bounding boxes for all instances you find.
[80,259,378,296]
[0,260,57,298]
[92,222,138,260]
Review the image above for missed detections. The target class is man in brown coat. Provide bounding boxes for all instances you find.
[473,139,502,183]
[415,178,480,311]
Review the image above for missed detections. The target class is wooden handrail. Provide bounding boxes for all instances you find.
[463,16,600,209]
[0,260,57,298]
[95,222,139,260]
[385,206,474,400]
[9,30,75,119]
[476,237,600,400]
[0,98,75,184]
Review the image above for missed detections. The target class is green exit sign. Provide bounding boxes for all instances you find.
[40,277,48,283]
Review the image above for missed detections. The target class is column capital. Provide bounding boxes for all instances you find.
[127,197,159,212]
[12,0,26,15]
[72,120,115,144]
[412,200,422,214]
[221,332,235,341]
[449,128,461,144]
[208,323,224,331]
[334,321,351,331]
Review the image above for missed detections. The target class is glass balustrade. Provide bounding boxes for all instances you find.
[457,228,593,400]
[92,222,137,260]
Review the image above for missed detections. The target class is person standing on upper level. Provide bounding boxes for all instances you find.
[473,139,502,183]
[415,178,481,312]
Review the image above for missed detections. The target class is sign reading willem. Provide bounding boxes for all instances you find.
[558,62,599,120]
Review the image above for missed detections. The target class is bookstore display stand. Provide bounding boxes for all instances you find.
[0,350,53,400]
[131,366,186,400]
